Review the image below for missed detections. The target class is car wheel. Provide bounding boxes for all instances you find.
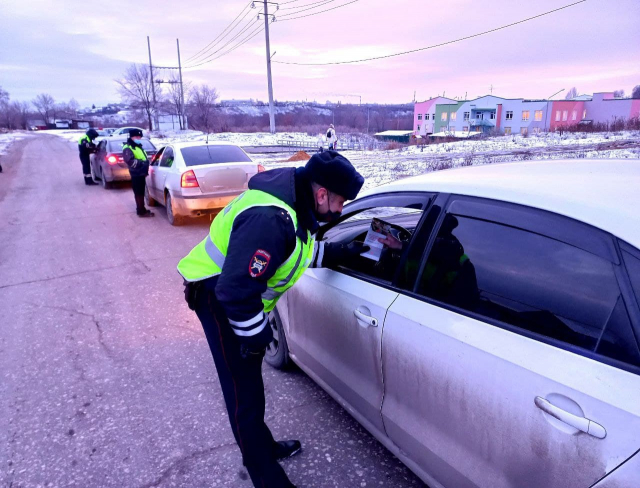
[265,308,291,370]
[166,192,183,226]
[100,168,112,189]
[145,184,157,207]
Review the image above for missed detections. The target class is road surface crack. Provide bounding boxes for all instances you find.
[136,443,237,488]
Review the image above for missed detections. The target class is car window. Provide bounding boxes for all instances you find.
[180,145,252,166]
[323,205,425,283]
[622,248,640,307]
[139,139,155,151]
[160,147,174,167]
[151,147,164,166]
[416,213,640,368]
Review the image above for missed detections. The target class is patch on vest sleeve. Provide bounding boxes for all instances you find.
[249,249,271,278]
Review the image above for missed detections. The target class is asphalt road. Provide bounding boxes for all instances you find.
[0,134,425,488]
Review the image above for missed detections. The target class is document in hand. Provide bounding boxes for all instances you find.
[361,218,392,262]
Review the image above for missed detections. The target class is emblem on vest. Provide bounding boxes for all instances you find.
[249,249,271,278]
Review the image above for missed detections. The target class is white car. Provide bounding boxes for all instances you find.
[145,141,265,225]
[109,127,147,138]
[267,159,640,488]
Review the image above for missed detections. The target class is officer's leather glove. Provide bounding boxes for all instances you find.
[183,280,201,311]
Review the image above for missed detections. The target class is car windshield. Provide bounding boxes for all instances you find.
[180,145,252,166]
[109,140,156,152]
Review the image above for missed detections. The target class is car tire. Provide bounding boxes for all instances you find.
[166,192,183,226]
[265,307,292,370]
[100,168,112,189]
[145,184,156,207]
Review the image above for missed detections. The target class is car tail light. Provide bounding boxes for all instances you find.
[107,154,118,165]
[181,169,199,188]
[258,164,266,173]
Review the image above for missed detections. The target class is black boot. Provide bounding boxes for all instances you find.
[84,176,98,185]
[135,196,154,217]
[273,440,302,460]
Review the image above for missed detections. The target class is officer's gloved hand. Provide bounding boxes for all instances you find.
[183,280,201,311]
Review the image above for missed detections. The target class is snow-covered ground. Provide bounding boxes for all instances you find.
[44,129,640,192]
[0,131,33,157]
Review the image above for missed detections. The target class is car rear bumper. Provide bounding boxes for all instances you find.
[171,191,242,216]
[104,165,131,182]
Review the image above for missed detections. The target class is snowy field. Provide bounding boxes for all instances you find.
[0,131,33,157]
[43,129,640,192]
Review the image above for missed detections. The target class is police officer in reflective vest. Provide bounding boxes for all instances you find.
[179,151,368,488]
[122,129,153,218]
[78,129,99,185]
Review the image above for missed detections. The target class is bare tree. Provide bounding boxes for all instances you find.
[32,93,56,126]
[632,85,640,99]
[613,89,625,98]
[187,84,219,133]
[68,98,80,118]
[166,74,192,130]
[16,101,31,130]
[0,86,8,105]
[116,64,161,130]
[565,87,578,100]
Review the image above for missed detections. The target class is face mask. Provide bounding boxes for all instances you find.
[133,137,142,143]
[314,191,342,222]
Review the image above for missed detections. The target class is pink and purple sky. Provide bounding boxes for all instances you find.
[1,0,639,106]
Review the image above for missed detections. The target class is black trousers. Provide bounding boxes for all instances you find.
[194,287,294,488]
[80,154,91,176]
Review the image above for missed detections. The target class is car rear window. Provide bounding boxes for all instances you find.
[180,145,252,166]
[109,140,156,152]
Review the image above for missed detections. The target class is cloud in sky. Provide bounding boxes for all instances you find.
[1,0,639,106]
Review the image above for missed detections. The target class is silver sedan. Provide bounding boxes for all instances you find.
[145,141,265,225]
[267,159,640,488]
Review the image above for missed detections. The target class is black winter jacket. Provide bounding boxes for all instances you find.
[204,167,338,351]
[122,138,150,177]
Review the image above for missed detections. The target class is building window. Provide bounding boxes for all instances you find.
[572,110,577,121]
[425,114,430,120]
[489,111,495,120]
[441,112,448,121]
[556,110,561,121]
[464,112,470,120]
[504,127,512,135]
[417,114,422,120]
[451,112,457,121]
[583,109,587,119]
[521,127,528,135]
[533,127,542,134]
[417,125,421,131]
[562,110,568,121]
[506,111,513,120]
[432,114,435,120]
[522,110,530,121]
[534,110,543,121]
[463,126,469,132]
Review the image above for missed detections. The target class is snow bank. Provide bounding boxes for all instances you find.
[0,131,33,156]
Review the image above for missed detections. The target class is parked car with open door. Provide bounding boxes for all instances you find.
[145,141,265,225]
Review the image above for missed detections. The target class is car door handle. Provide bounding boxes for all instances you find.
[534,396,606,439]
[354,309,378,328]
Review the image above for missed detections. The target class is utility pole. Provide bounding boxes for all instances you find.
[263,0,276,134]
[177,38,186,130]
[367,108,370,134]
[147,36,157,131]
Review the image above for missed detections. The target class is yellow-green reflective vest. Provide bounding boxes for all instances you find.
[122,143,147,160]
[78,135,90,145]
[177,190,315,312]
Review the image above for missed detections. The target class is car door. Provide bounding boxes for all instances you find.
[154,146,174,200]
[381,195,640,488]
[285,192,433,437]
[147,147,164,200]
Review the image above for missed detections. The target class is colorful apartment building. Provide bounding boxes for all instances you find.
[413,92,640,136]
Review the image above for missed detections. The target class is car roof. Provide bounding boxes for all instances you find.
[168,141,243,149]
[362,159,640,248]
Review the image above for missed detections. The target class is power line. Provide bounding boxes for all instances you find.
[274,0,586,62]
[184,18,261,68]
[277,0,359,21]
[184,1,253,63]
[280,0,334,10]
[279,0,339,16]
[185,22,267,69]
